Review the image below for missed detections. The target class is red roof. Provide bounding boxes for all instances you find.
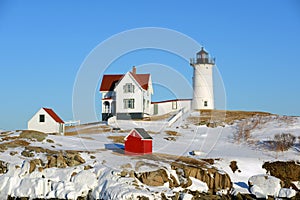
[100,73,150,91]
[43,108,64,123]
[99,74,124,91]
[130,73,150,90]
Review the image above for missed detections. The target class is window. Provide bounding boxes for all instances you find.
[39,114,45,122]
[124,99,135,109]
[123,83,135,93]
[172,101,177,110]
[204,101,208,107]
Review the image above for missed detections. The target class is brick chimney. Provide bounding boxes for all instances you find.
[132,66,136,74]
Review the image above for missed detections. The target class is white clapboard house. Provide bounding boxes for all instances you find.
[100,67,153,120]
[28,107,65,135]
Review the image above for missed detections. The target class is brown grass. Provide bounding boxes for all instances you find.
[165,130,180,136]
[20,130,47,142]
[107,136,125,144]
[133,153,209,166]
[65,125,111,136]
[188,110,273,125]
[0,139,30,150]
[148,113,173,121]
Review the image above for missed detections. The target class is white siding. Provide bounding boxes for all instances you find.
[28,108,64,135]
[151,100,191,116]
[114,73,144,114]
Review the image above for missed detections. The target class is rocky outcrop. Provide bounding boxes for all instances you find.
[137,169,169,186]
[263,161,300,182]
[171,162,232,194]
[24,152,86,173]
[46,152,86,168]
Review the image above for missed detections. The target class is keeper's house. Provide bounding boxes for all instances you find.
[99,67,153,121]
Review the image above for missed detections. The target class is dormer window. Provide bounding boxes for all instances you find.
[124,83,135,93]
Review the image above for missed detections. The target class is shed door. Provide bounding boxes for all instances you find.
[154,104,158,115]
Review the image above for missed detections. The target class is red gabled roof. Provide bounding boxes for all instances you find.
[43,108,64,124]
[100,73,150,91]
[130,72,150,90]
[99,74,124,91]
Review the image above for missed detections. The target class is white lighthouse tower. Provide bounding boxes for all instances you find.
[190,47,215,110]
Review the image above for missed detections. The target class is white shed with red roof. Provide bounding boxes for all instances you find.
[28,107,65,135]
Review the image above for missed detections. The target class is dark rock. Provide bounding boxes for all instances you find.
[0,160,8,174]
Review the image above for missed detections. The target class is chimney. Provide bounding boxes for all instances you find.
[132,66,136,74]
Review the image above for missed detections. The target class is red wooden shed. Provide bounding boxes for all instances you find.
[124,128,152,155]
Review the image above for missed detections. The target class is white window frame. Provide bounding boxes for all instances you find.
[124,99,135,109]
[123,83,135,93]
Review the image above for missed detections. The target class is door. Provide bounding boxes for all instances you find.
[154,104,158,115]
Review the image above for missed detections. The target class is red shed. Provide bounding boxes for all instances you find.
[124,128,152,155]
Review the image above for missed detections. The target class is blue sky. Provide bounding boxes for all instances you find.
[1,0,300,130]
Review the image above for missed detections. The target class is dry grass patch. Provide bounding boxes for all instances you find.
[188,110,272,126]
[0,139,30,151]
[107,136,125,144]
[148,113,173,121]
[134,153,209,167]
[20,130,47,142]
[165,130,180,136]
[147,131,160,134]
[65,125,111,136]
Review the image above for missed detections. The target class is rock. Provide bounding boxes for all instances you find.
[248,174,281,198]
[47,155,57,168]
[229,161,238,173]
[0,160,8,174]
[138,169,169,186]
[21,150,34,157]
[120,170,128,177]
[56,153,67,168]
[263,161,300,181]
[171,162,232,194]
[84,165,93,170]
[29,159,43,173]
[46,152,85,168]
[74,154,85,164]
[9,151,18,156]
[46,138,54,143]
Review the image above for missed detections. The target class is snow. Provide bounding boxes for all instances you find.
[187,177,208,193]
[248,174,281,198]
[0,114,299,199]
[278,188,297,198]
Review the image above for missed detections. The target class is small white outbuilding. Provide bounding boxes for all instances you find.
[28,107,65,135]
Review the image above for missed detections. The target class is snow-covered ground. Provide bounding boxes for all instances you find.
[0,113,299,199]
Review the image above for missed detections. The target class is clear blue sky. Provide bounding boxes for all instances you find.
[1,0,300,130]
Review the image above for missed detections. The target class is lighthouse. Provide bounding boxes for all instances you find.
[190,47,215,110]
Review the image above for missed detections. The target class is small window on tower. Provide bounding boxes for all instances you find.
[204,101,208,107]
[39,114,45,122]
